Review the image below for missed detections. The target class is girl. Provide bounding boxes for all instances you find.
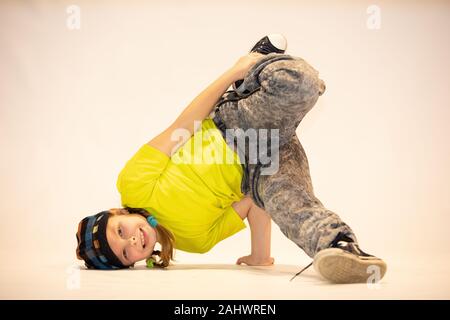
[76,35,386,283]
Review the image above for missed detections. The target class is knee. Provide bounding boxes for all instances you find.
[262,67,301,97]
[260,58,325,102]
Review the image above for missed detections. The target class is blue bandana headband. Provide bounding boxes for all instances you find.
[76,210,159,270]
[75,211,126,269]
[147,215,158,228]
[145,215,158,269]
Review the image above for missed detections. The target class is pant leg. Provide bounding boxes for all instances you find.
[214,53,326,198]
[213,53,356,257]
[258,134,357,258]
[215,53,326,147]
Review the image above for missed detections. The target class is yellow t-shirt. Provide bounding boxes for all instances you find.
[116,117,247,253]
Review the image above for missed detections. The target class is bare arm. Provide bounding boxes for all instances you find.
[147,68,236,157]
[247,203,273,262]
[148,52,264,157]
[233,196,274,266]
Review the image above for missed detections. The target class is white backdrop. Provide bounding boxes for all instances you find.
[1,0,449,299]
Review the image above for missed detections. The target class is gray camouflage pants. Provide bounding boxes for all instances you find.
[212,53,357,258]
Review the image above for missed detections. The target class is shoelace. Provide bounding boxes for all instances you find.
[290,261,313,281]
[289,242,347,281]
[289,240,372,281]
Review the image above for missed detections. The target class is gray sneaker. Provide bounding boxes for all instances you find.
[313,233,387,284]
[290,232,387,284]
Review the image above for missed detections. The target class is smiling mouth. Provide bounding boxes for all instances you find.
[139,228,146,249]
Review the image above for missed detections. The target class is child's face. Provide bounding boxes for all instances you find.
[106,213,157,266]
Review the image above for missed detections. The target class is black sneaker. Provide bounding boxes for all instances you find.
[313,233,387,284]
[232,34,287,92]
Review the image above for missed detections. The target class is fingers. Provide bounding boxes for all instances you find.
[235,256,275,266]
[248,52,263,64]
[236,256,247,265]
[249,52,264,57]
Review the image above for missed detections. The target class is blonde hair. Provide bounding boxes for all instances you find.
[109,207,175,268]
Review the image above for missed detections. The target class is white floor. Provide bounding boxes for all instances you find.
[2,252,449,300]
[1,0,449,301]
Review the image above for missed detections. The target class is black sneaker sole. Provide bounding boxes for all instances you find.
[250,35,286,55]
[313,248,387,284]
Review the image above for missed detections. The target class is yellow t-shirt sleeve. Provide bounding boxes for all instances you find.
[116,143,170,207]
[205,205,247,252]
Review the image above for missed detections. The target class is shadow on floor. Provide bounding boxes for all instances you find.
[132,263,318,280]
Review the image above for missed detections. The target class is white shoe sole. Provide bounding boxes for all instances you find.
[267,34,287,51]
[313,248,387,284]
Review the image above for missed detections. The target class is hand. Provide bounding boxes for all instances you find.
[230,52,265,81]
[236,254,275,266]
